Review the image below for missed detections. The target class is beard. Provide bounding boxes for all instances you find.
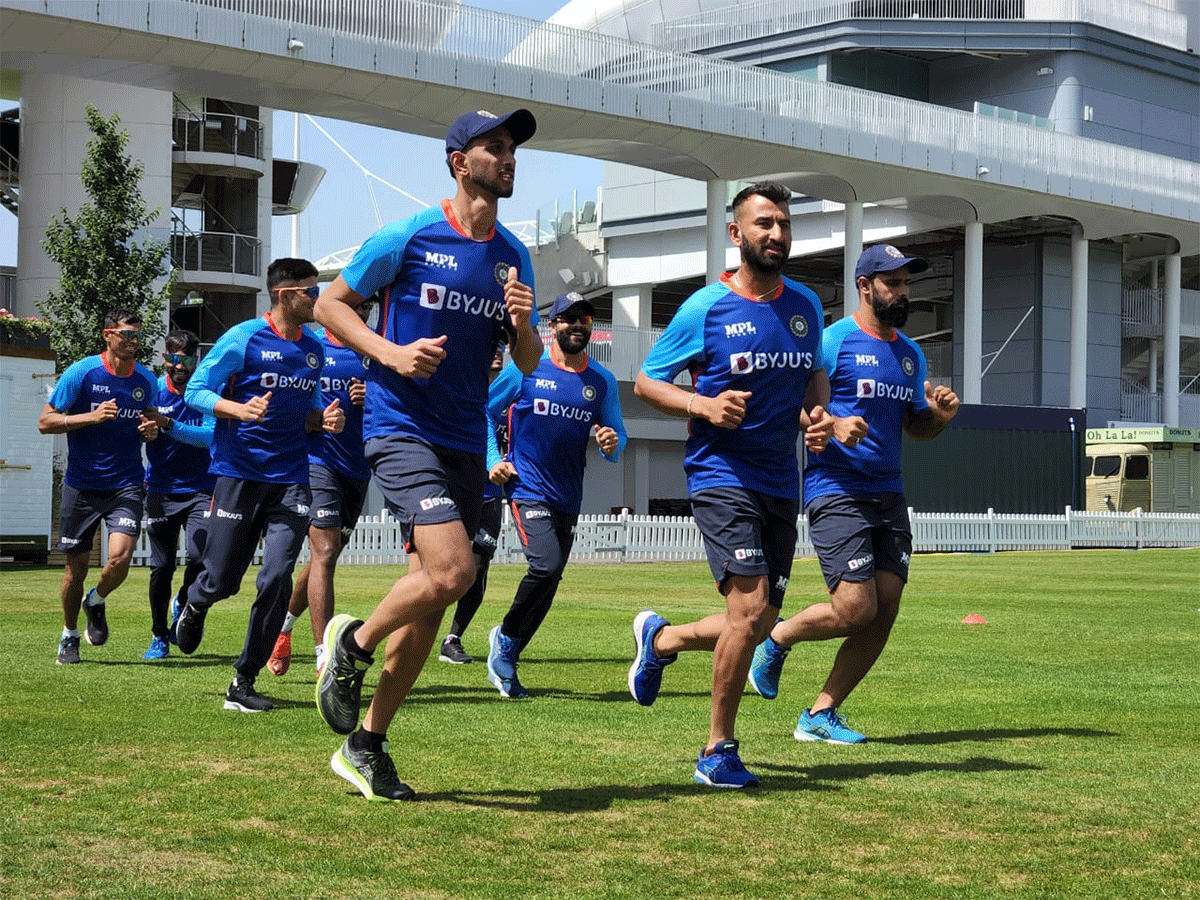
[871,288,910,329]
[739,236,788,275]
[555,328,590,355]
[468,169,514,199]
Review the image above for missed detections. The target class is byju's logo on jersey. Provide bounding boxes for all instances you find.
[857,379,875,398]
[420,283,446,309]
[857,378,913,401]
[730,351,753,374]
[534,398,594,422]
[789,315,808,337]
[305,352,320,370]
[901,356,915,376]
[582,384,597,401]
[725,321,756,338]
[131,386,146,402]
[425,251,458,271]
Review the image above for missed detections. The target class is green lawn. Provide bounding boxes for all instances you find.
[3,549,1197,899]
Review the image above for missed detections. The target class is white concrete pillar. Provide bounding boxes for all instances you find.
[1148,339,1159,393]
[842,200,863,318]
[15,75,173,321]
[706,179,727,285]
[1069,225,1089,411]
[963,221,983,404]
[1163,252,1182,427]
[256,108,274,315]
[611,282,652,383]
[633,442,651,515]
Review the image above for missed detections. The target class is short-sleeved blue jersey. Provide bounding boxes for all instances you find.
[49,355,157,491]
[487,350,625,516]
[803,314,930,501]
[185,315,324,484]
[307,327,370,482]
[340,199,538,453]
[144,375,216,495]
[641,274,824,501]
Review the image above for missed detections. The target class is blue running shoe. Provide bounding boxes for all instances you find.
[748,634,789,700]
[794,707,866,744]
[167,593,184,645]
[694,739,759,789]
[486,625,528,698]
[143,635,170,660]
[628,609,675,706]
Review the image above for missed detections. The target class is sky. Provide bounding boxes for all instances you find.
[0,0,601,270]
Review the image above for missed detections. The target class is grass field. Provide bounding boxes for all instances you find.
[3,549,1198,899]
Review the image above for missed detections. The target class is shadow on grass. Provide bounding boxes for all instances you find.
[85,653,236,669]
[400,756,1039,810]
[874,727,1119,745]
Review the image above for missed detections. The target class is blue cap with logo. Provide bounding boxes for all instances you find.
[445,108,537,160]
[855,244,929,281]
[548,291,594,320]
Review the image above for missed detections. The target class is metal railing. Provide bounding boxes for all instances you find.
[649,0,1191,53]
[172,110,264,160]
[30,0,1195,213]
[170,225,262,278]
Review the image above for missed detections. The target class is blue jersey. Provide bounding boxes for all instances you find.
[803,314,930,501]
[144,375,216,495]
[487,350,625,516]
[641,274,824,501]
[49,354,157,491]
[186,315,324,484]
[308,327,370,482]
[340,199,538,453]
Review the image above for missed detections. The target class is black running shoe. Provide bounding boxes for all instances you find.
[224,678,273,713]
[83,592,108,646]
[56,634,81,665]
[331,737,414,801]
[175,602,209,655]
[315,614,372,734]
[438,636,473,664]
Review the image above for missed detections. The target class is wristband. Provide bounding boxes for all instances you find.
[686,394,697,418]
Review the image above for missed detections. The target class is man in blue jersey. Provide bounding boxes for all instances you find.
[174,258,345,715]
[38,309,164,664]
[438,345,507,666]
[484,292,626,698]
[748,243,959,744]
[627,182,834,789]
[312,108,543,801]
[268,300,373,677]
[141,329,215,661]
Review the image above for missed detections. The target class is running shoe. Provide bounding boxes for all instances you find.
[694,739,759,788]
[82,590,108,646]
[267,630,292,676]
[485,625,528,698]
[628,610,675,706]
[56,634,81,665]
[316,615,372,734]
[331,737,415,802]
[794,707,866,744]
[748,634,789,700]
[142,634,170,660]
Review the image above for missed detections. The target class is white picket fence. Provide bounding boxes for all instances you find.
[130,507,1200,567]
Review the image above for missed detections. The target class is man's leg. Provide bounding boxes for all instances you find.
[708,575,773,752]
[305,524,344,654]
[60,550,91,632]
[510,513,576,648]
[145,496,181,639]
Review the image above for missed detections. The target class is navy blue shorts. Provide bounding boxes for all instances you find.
[145,490,211,569]
[308,462,369,544]
[365,435,485,553]
[805,492,912,592]
[689,486,798,609]
[57,483,143,555]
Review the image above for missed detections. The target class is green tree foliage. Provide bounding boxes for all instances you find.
[39,105,174,371]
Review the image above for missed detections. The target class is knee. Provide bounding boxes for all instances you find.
[107,545,135,570]
[428,557,476,604]
[832,585,878,632]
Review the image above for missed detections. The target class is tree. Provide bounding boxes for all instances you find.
[39,105,174,372]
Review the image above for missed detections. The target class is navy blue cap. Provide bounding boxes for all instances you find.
[548,292,594,320]
[855,244,929,281]
[445,108,537,157]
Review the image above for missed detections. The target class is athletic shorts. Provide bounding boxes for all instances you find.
[145,490,211,569]
[308,462,369,543]
[805,492,912,592]
[57,483,144,555]
[365,434,485,553]
[689,486,798,609]
[473,496,504,561]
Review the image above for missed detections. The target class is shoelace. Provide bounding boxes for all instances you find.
[364,748,400,784]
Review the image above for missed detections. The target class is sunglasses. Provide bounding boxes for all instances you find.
[106,328,144,341]
[554,314,593,327]
[163,353,198,368]
[278,284,321,299]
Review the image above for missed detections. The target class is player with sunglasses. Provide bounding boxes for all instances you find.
[38,308,166,664]
[141,329,215,660]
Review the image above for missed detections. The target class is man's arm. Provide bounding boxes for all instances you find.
[904,381,959,440]
[38,400,114,434]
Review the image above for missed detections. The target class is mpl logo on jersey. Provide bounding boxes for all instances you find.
[857,379,913,401]
[856,354,880,367]
[535,378,557,391]
[261,350,284,361]
[425,251,458,271]
[725,321,757,338]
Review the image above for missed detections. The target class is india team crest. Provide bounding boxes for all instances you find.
[494,262,511,285]
[789,315,808,337]
[582,384,597,401]
[306,352,320,369]
[885,245,904,259]
[132,386,145,402]
[901,356,915,376]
